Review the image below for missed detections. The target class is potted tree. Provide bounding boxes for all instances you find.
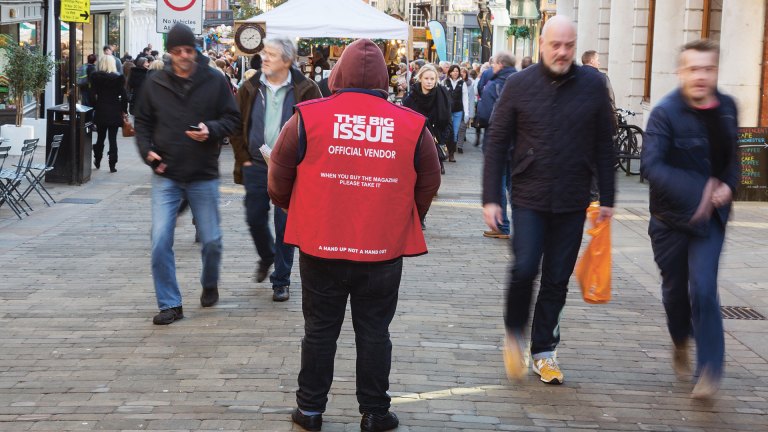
[0,36,34,155]
[24,49,58,144]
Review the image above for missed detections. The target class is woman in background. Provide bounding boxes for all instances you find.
[90,55,128,172]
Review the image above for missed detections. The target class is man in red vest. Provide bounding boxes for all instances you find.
[268,39,441,432]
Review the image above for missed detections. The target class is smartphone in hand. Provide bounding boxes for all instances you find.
[188,125,202,131]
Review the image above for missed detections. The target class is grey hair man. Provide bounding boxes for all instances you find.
[230,38,322,302]
[482,15,616,385]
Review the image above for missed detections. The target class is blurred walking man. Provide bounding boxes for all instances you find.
[269,39,441,431]
[641,39,738,399]
[482,15,616,384]
[135,23,239,324]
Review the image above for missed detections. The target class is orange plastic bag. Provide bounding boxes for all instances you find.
[575,202,612,304]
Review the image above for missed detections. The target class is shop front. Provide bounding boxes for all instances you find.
[0,1,44,118]
[445,11,481,64]
[56,0,124,104]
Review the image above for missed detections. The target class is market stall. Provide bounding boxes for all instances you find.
[243,0,409,92]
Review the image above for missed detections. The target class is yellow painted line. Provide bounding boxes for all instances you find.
[731,221,768,229]
[219,186,245,195]
[390,385,507,404]
[431,201,482,209]
[614,214,648,221]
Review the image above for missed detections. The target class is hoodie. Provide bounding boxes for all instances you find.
[267,39,441,219]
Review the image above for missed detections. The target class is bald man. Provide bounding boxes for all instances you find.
[482,15,616,385]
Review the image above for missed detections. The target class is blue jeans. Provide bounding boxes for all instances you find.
[451,111,463,144]
[505,207,586,356]
[242,163,294,288]
[296,253,402,415]
[649,214,725,379]
[499,172,510,234]
[151,175,222,310]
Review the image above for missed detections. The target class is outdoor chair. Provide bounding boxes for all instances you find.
[0,146,21,218]
[20,134,63,206]
[0,144,25,219]
[0,138,38,218]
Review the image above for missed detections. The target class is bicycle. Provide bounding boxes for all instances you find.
[614,108,643,176]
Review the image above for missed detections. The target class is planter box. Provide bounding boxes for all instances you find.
[22,118,46,147]
[0,124,34,155]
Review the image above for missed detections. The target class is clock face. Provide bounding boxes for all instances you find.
[236,24,265,54]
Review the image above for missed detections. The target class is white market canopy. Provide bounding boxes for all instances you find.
[246,0,409,41]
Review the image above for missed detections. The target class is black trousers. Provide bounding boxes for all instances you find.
[94,124,119,165]
[296,252,402,415]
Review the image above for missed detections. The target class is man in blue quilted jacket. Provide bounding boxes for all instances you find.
[482,15,616,385]
[641,39,739,399]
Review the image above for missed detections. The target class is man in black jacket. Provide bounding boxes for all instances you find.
[641,39,738,399]
[134,23,240,325]
[482,15,615,385]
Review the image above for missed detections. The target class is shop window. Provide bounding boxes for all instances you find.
[108,15,121,53]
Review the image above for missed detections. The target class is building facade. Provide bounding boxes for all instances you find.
[561,0,767,128]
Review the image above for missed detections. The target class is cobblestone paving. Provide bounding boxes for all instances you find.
[0,133,767,431]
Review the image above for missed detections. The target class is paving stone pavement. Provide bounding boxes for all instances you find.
[0,131,767,431]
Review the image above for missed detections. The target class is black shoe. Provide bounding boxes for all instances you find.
[457,147,463,154]
[94,158,101,169]
[200,287,219,307]
[440,165,445,175]
[361,412,399,432]
[254,261,273,283]
[291,408,322,431]
[273,286,290,302]
[153,306,183,325]
[109,164,117,173]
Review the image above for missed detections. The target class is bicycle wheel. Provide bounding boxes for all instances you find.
[618,125,643,175]
[613,127,630,171]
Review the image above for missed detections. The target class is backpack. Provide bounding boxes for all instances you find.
[77,64,91,87]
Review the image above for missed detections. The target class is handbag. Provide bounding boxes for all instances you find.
[122,113,135,137]
[435,141,447,161]
[574,202,612,304]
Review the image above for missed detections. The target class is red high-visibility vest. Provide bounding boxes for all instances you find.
[284,91,428,261]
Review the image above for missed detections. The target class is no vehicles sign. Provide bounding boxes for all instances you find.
[156,0,204,35]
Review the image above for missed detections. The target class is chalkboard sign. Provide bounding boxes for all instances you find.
[737,127,768,201]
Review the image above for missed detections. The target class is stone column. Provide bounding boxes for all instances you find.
[718,0,766,126]
[557,0,577,19]
[607,1,635,111]
[576,0,600,56]
[650,0,687,106]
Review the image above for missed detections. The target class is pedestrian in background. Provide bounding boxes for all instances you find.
[402,64,452,177]
[127,57,150,114]
[477,51,517,240]
[444,64,468,162]
[482,15,615,385]
[641,39,738,399]
[582,50,617,128]
[268,38,440,432]
[134,23,239,325]
[230,38,322,303]
[456,67,473,152]
[103,45,123,75]
[89,55,128,172]
[77,53,97,107]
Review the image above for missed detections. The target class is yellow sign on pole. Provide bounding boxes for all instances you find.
[61,0,91,23]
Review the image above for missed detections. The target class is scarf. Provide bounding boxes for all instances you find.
[407,82,452,131]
